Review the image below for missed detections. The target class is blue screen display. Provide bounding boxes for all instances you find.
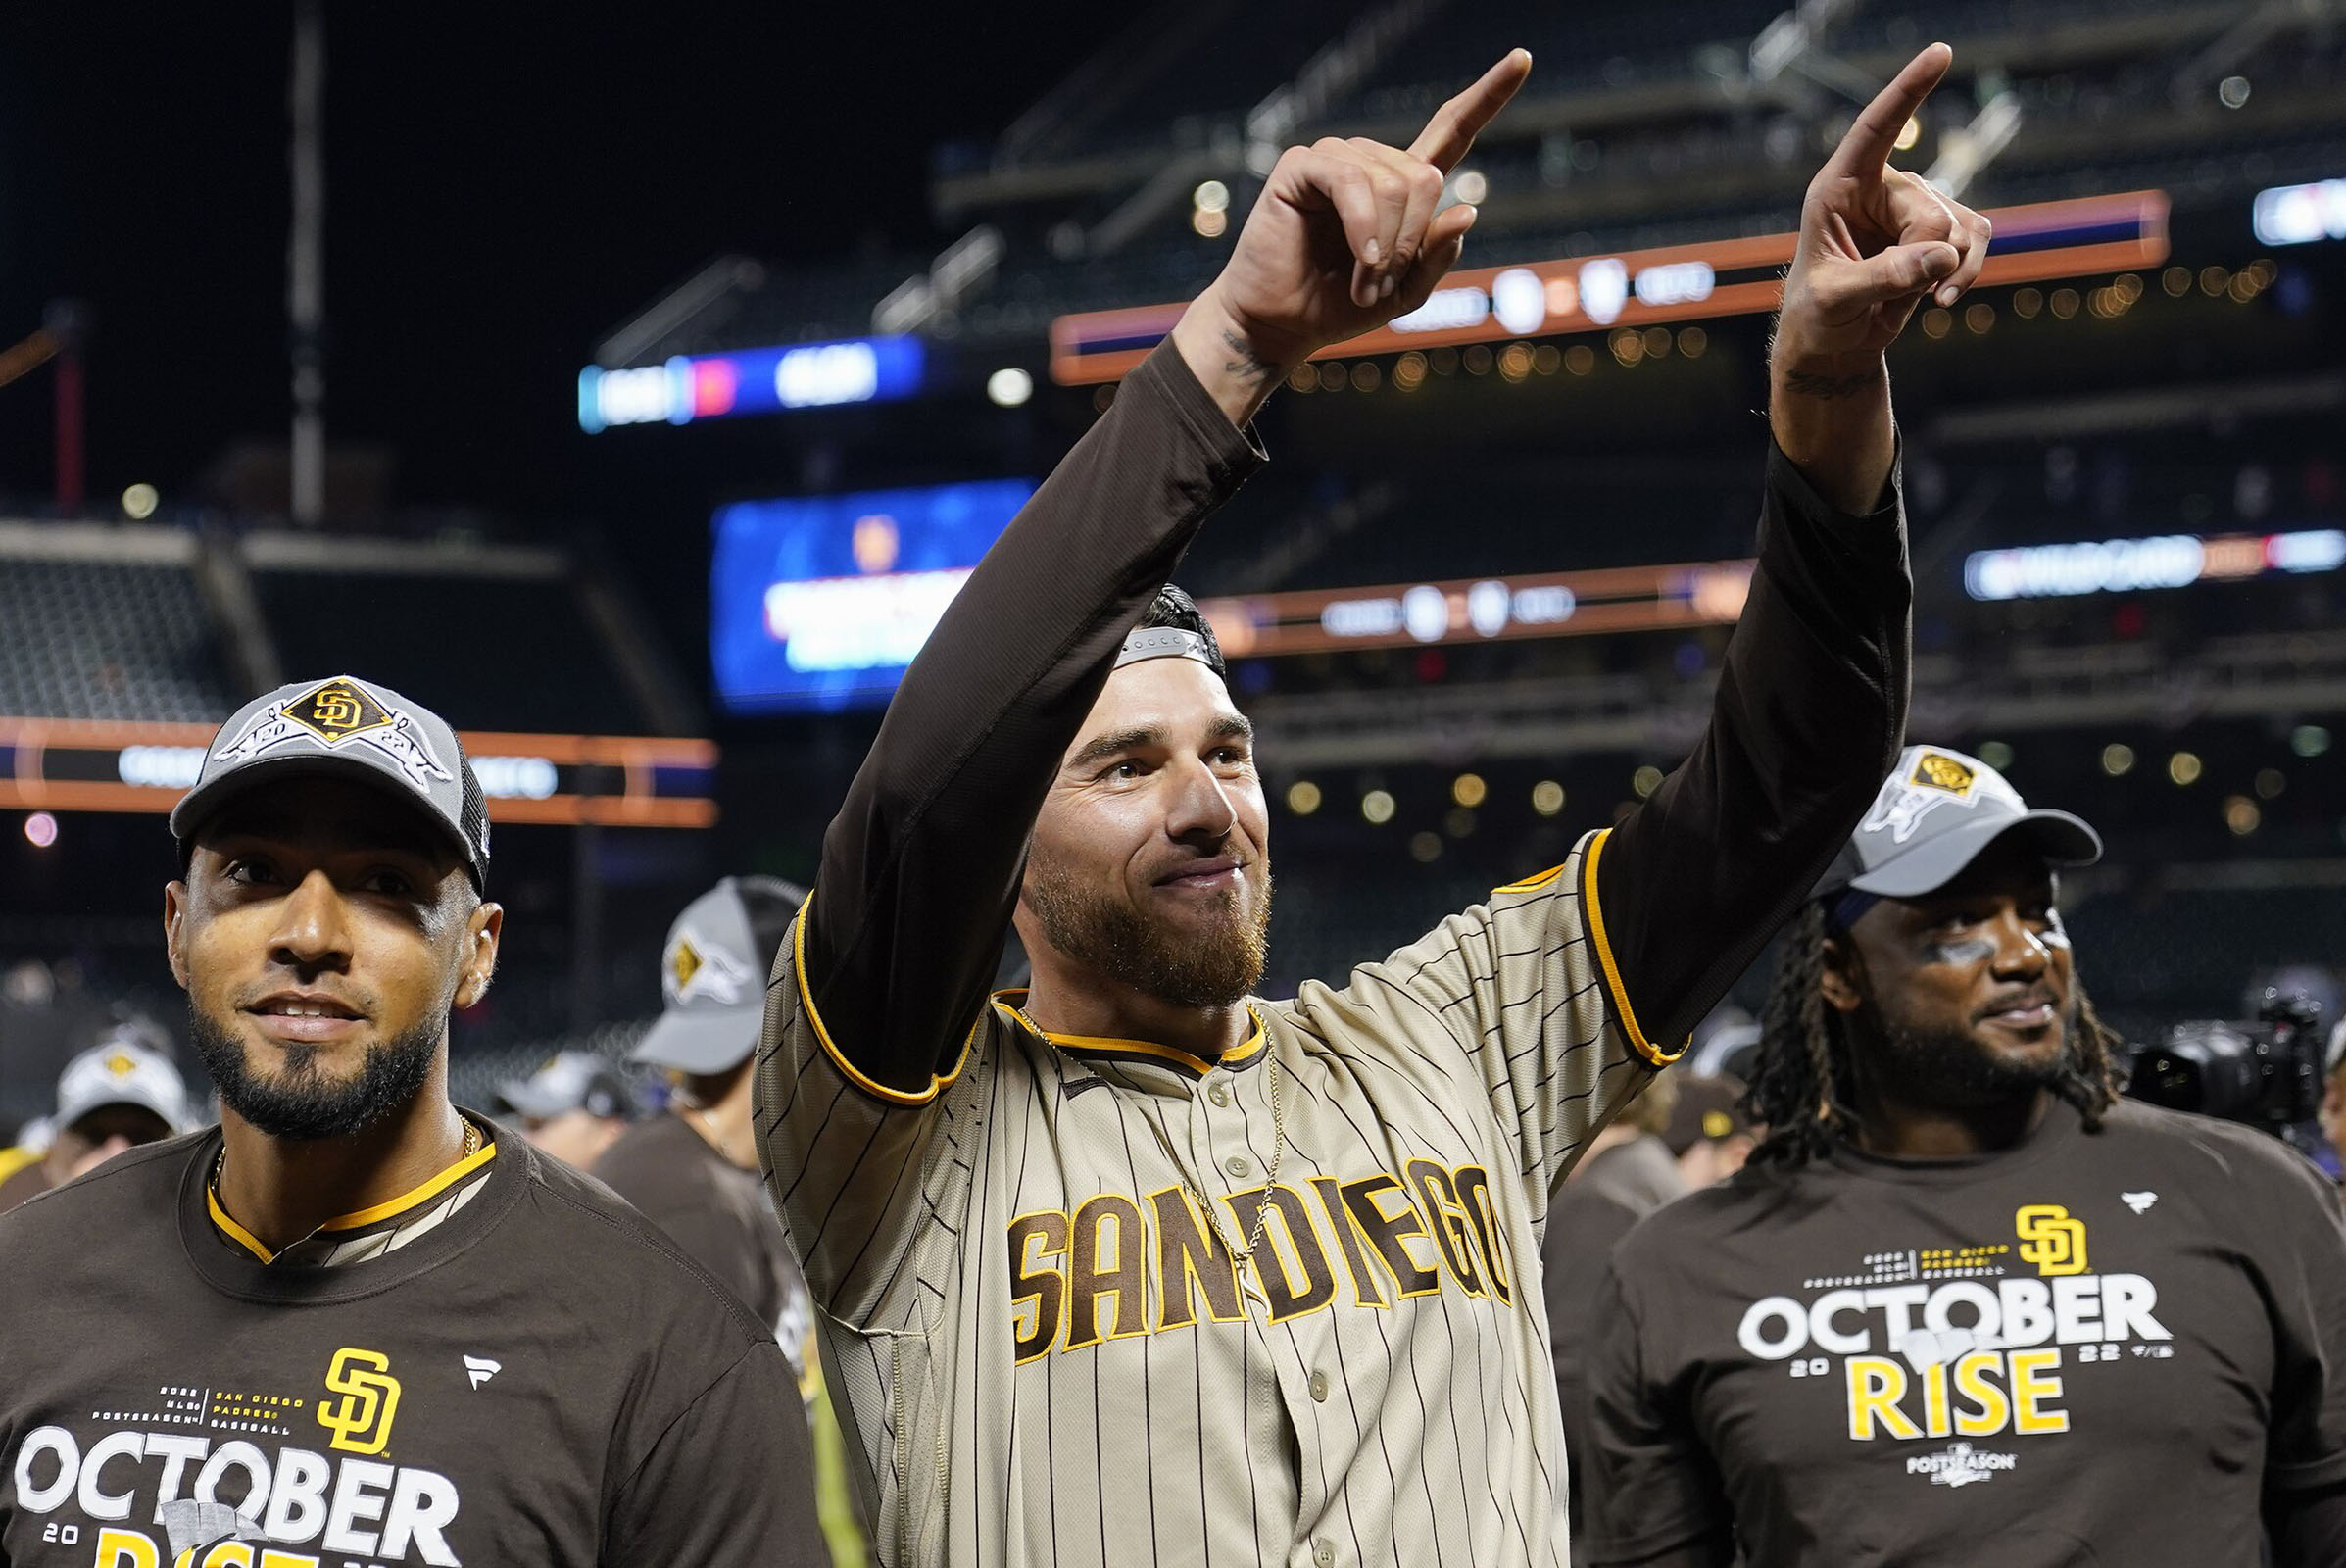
[710,477,1037,713]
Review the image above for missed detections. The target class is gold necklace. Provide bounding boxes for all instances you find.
[1012,1004,1288,1279]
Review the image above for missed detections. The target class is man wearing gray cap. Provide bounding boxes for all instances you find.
[0,1023,191,1215]
[496,1050,640,1172]
[0,674,822,1566]
[599,876,813,1357]
[1584,744,2346,1568]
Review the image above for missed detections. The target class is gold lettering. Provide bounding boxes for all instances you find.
[1845,1355,1923,1441]
[1149,1186,1245,1330]
[1065,1194,1149,1348]
[2010,1348,2070,1433]
[1007,1210,1069,1363]
[1309,1177,1389,1308]
[1953,1350,2011,1436]
[1406,1159,1484,1297]
[1226,1185,1338,1322]
[1340,1173,1440,1298]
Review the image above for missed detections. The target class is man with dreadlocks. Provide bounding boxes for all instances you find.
[1583,744,2346,1568]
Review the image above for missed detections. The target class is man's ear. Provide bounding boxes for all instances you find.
[164,881,191,991]
[455,901,504,1010]
[1817,932,1865,1014]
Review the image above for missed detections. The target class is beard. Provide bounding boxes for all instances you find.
[189,1002,442,1141]
[1851,991,2077,1108]
[1025,859,1272,1009]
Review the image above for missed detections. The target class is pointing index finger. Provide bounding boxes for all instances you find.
[1406,48,1533,174]
[1825,41,1952,181]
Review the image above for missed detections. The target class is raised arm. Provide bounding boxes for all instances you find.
[796,52,1534,1094]
[1594,44,1990,1054]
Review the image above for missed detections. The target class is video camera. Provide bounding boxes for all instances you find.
[2126,988,2324,1150]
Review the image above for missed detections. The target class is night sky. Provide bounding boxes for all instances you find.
[0,3,1098,526]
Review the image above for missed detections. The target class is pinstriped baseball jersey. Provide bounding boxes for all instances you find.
[757,826,1675,1568]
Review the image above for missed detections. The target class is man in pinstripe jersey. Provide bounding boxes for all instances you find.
[758,42,1990,1568]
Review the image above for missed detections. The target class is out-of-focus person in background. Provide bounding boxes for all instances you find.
[1663,1073,1755,1190]
[2321,1020,2346,1180]
[0,1021,190,1214]
[1587,746,2346,1567]
[495,1048,640,1171]
[596,875,870,1567]
[1544,1073,1684,1553]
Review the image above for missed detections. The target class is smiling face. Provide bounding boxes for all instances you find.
[165,776,501,1141]
[1017,657,1272,1009]
[1823,834,2077,1111]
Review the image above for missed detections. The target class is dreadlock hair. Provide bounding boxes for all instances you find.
[1742,900,2128,1167]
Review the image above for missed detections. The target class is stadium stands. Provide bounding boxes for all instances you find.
[0,543,234,721]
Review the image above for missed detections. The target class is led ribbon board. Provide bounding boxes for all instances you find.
[0,720,718,826]
[578,336,925,431]
[1049,190,2170,385]
[1964,526,2346,601]
[1196,560,1758,657]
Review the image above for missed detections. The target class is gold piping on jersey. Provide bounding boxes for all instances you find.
[1580,827,1689,1067]
[1491,862,1568,896]
[206,1131,496,1263]
[791,890,978,1105]
[992,990,1268,1078]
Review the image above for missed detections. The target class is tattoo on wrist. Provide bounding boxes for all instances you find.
[1219,328,1283,388]
[1782,368,1882,401]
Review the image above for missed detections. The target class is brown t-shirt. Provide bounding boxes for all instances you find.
[594,1113,816,1386]
[1588,1100,2346,1567]
[0,1158,49,1217]
[0,1119,825,1567]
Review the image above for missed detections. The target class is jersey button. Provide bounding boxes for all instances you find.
[1207,1082,1231,1107]
[1225,1155,1252,1179]
[1308,1370,1329,1401]
[1313,1541,1336,1567]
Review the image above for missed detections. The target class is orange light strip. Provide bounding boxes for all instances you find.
[0,719,719,827]
[1050,189,2171,385]
[1195,559,1756,659]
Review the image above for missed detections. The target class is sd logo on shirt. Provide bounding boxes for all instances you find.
[317,1347,403,1455]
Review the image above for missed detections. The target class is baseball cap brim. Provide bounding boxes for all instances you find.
[629,1004,762,1075]
[1847,809,2103,899]
[496,1078,578,1120]
[171,753,483,888]
[57,1085,181,1136]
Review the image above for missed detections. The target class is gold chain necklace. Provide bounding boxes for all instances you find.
[212,1116,481,1215]
[1012,1003,1287,1278]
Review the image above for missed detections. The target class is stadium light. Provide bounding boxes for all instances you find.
[986,368,1034,408]
[2252,177,2346,246]
[24,812,57,849]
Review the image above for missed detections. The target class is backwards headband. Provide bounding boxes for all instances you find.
[1115,625,1222,673]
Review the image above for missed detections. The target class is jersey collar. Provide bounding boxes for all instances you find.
[992,990,1270,1080]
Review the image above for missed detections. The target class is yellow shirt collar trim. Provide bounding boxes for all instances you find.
[206,1136,499,1263]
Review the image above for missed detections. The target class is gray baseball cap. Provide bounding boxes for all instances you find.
[55,1033,190,1136]
[170,675,490,892]
[630,876,806,1075]
[1815,744,2102,901]
[498,1051,640,1122]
